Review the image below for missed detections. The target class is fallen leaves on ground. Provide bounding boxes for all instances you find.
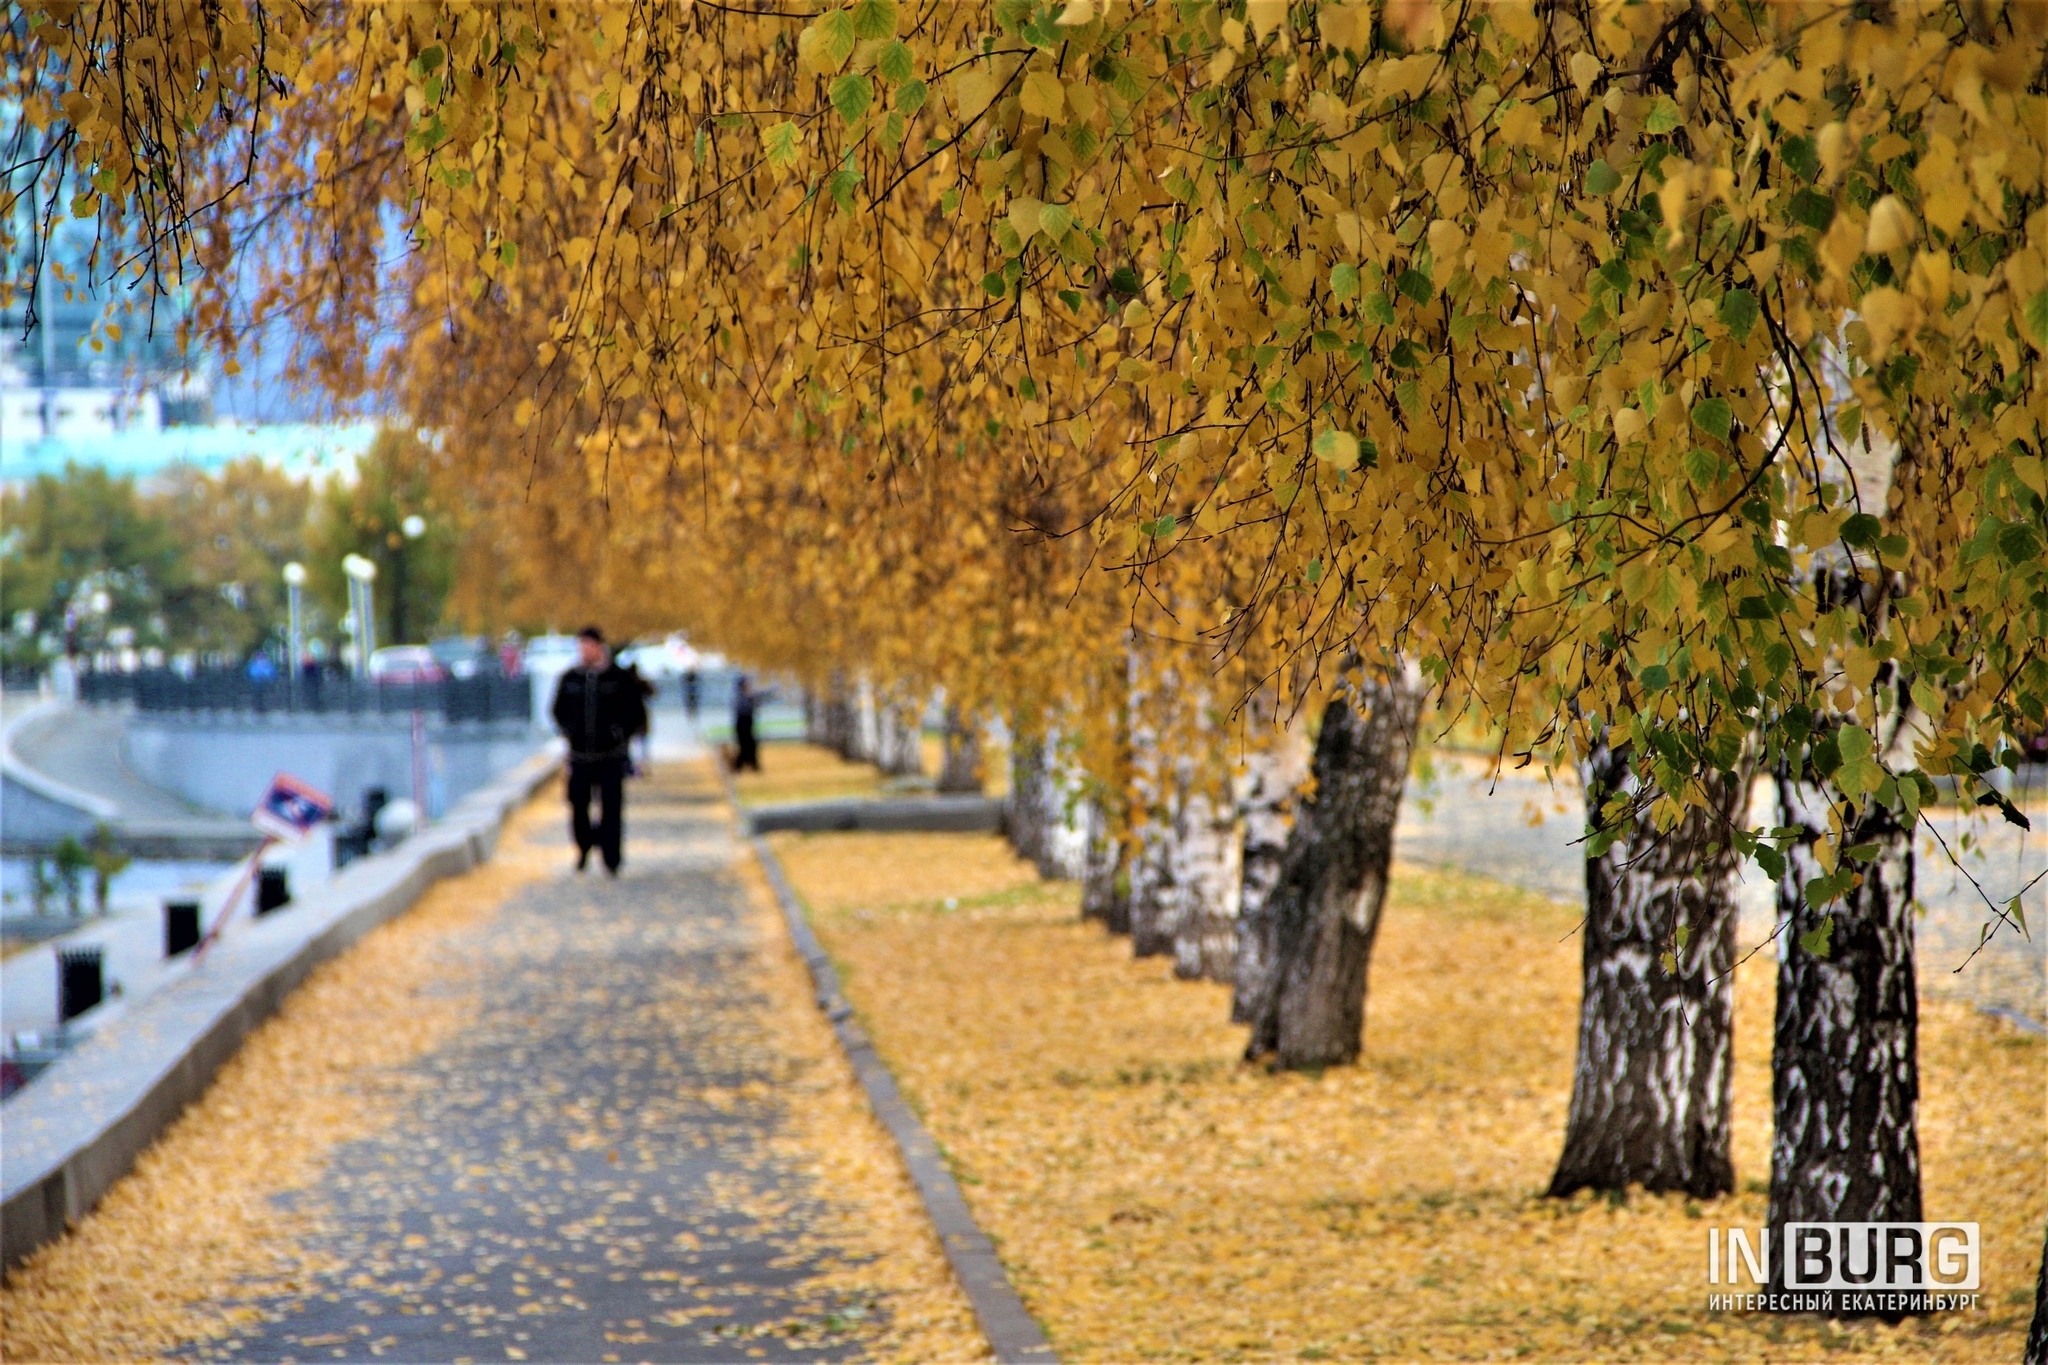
[732,742,887,808]
[773,830,2045,1362]
[0,799,558,1361]
[1,764,986,1364]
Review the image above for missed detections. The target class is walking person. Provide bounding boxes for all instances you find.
[732,675,768,773]
[551,626,647,875]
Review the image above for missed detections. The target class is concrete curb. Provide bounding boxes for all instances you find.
[737,793,1056,1363]
[0,742,564,1271]
[2,698,122,822]
[743,794,1004,835]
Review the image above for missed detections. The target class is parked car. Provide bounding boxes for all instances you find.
[522,634,582,673]
[617,633,702,680]
[428,635,490,679]
[367,646,446,684]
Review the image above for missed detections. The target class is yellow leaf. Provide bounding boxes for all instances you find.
[1020,71,1065,122]
[1865,195,1916,254]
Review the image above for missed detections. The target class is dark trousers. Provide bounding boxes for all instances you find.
[567,757,626,870]
[734,716,760,772]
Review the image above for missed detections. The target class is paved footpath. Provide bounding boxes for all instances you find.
[193,756,882,1364]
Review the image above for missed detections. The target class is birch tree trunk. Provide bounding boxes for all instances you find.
[1766,765,1921,1310]
[2026,1222,2048,1365]
[1546,740,1746,1199]
[1232,715,1312,1023]
[936,704,982,793]
[1081,798,1131,932]
[1242,668,1424,1069]
[876,693,925,776]
[822,672,855,759]
[851,676,881,764]
[1170,785,1243,982]
[1125,799,1177,956]
[1006,731,1051,869]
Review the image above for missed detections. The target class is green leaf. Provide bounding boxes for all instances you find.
[1997,522,2043,566]
[1798,912,1835,957]
[849,0,897,40]
[1363,293,1398,326]
[1313,429,1361,470]
[1684,446,1718,488]
[1584,159,1622,195]
[982,269,1008,297]
[1304,557,1323,584]
[1140,514,1177,538]
[1781,134,1820,183]
[1788,188,1835,230]
[830,73,873,124]
[1674,922,1692,949]
[1691,396,1733,443]
[1644,96,1682,134]
[498,240,518,266]
[1331,263,1360,302]
[815,10,858,68]
[876,39,914,83]
[1037,202,1073,240]
[828,165,861,211]
[1837,725,1874,762]
[1637,663,1671,692]
[1396,268,1434,304]
[1107,266,1143,297]
[1717,288,1759,342]
[1840,513,1882,548]
[761,120,802,174]
[1754,844,1786,880]
[895,79,928,114]
[2024,290,2048,348]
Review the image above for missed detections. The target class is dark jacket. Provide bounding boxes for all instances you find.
[552,663,649,761]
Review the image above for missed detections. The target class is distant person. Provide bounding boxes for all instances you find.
[551,626,647,876]
[682,668,700,720]
[499,631,524,677]
[246,653,277,684]
[732,675,771,773]
[623,660,656,773]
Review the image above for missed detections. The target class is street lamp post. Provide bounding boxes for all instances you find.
[342,554,378,676]
[393,514,425,645]
[282,562,307,707]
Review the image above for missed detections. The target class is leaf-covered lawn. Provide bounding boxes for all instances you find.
[776,830,2045,1362]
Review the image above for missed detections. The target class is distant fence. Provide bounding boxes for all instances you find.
[78,668,533,725]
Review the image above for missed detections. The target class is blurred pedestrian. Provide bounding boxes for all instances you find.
[732,675,770,773]
[551,626,647,875]
[682,668,700,719]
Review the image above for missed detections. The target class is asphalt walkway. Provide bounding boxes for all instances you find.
[191,759,886,1363]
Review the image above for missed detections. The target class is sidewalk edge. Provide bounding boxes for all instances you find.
[735,787,1057,1364]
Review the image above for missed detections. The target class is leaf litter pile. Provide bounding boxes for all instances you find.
[1,763,982,1363]
[773,830,2045,1362]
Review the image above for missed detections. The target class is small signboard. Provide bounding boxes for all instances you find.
[251,772,334,842]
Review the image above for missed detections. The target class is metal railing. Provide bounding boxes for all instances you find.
[78,667,534,725]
